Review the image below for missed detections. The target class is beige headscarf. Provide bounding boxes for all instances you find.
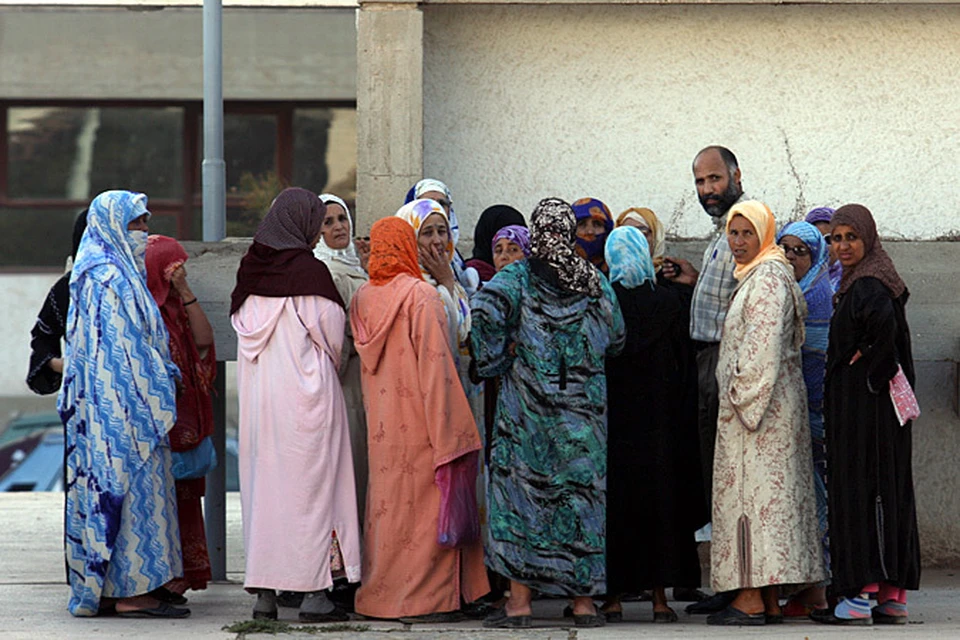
[616,207,665,271]
[725,200,790,281]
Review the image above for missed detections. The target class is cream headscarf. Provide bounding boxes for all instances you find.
[313,193,365,275]
[616,207,665,271]
[725,200,790,281]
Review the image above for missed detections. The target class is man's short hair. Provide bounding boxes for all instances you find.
[694,146,739,176]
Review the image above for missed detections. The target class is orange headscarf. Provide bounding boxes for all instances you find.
[725,200,790,281]
[368,217,423,286]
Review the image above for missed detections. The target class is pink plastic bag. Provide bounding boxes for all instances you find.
[889,364,920,426]
[436,451,480,548]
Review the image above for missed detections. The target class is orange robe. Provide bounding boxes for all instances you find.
[350,274,489,618]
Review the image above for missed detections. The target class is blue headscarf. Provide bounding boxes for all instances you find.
[72,190,171,346]
[606,226,656,289]
[778,219,833,545]
[777,221,829,294]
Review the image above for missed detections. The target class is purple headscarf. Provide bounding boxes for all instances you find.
[805,206,842,292]
[492,225,531,258]
[805,206,836,226]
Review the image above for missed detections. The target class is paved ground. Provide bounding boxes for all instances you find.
[1,492,958,639]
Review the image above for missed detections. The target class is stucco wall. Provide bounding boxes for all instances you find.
[0,7,357,100]
[422,4,960,246]
[1,274,61,396]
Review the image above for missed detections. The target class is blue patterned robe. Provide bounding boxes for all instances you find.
[58,191,182,616]
[470,260,625,596]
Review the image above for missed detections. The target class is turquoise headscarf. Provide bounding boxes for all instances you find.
[606,226,656,289]
[776,221,828,294]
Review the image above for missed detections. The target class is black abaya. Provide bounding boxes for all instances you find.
[824,276,921,596]
[605,279,707,593]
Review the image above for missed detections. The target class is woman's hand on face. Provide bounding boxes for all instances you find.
[170,265,192,298]
[421,245,456,289]
[355,238,371,272]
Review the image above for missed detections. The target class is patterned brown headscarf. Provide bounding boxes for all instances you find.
[832,204,906,299]
[530,198,602,298]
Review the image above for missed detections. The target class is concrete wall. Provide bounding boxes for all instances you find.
[0,7,357,100]
[419,4,960,247]
[1,274,62,396]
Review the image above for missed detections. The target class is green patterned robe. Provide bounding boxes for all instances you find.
[470,260,625,596]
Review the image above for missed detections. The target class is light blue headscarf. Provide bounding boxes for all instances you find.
[777,221,828,294]
[606,226,656,289]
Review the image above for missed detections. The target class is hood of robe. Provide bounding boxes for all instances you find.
[350,274,423,375]
[231,297,287,362]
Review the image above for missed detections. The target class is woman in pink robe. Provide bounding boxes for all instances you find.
[350,217,489,621]
[230,188,361,623]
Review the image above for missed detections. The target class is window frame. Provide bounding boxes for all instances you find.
[1,98,356,271]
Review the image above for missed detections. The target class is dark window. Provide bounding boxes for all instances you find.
[1,100,356,269]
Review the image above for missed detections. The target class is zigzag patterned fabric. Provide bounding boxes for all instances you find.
[58,191,183,616]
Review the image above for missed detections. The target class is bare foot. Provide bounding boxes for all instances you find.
[165,579,190,595]
[571,596,598,616]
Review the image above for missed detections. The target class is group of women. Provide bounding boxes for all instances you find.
[41,179,919,628]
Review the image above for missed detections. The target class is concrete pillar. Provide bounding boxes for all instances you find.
[356,1,424,232]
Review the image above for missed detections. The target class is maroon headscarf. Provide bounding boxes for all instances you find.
[832,204,906,299]
[230,187,344,315]
[146,235,216,451]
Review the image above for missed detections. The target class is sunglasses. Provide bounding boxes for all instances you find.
[778,243,810,257]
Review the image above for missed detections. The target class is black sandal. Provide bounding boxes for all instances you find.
[482,608,532,628]
[653,609,679,623]
[573,613,606,628]
[148,587,188,605]
[116,601,191,619]
[706,605,765,626]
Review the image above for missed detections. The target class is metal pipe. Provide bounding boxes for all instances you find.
[202,0,227,583]
[205,362,228,582]
[202,0,226,243]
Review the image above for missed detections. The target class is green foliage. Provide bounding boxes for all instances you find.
[228,171,288,237]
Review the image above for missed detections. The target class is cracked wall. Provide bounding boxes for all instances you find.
[422,4,960,248]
